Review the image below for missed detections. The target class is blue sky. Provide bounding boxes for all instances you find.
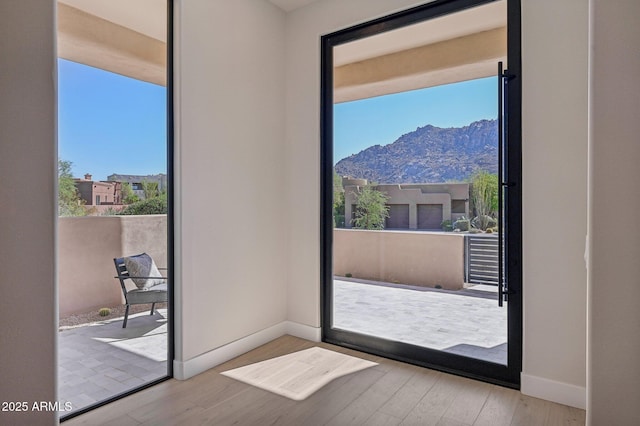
[334,76,497,164]
[58,59,494,177]
[58,59,167,181]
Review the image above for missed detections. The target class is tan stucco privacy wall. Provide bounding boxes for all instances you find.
[58,215,167,316]
[333,229,465,290]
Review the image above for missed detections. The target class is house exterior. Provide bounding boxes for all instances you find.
[108,173,167,199]
[343,178,470,230]
[74,174,122,206]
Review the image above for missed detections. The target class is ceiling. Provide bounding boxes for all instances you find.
[268,0,319,13]
[334,0,506,67]
[58,0,166,41]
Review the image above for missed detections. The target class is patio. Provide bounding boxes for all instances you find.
[333,278,507,364]
[58,309,168,413]
[58,280,505,413]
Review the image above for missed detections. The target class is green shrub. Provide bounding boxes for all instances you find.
[118,194,167,215]
[471,214,497,230]
[453,218,470,232]
[441,220,453,232]
[98,307,111,317]
[345,273,352,278]
[99,207,119,216]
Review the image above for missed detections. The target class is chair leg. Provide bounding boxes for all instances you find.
[150,302,155,315]
[123,304,130,328]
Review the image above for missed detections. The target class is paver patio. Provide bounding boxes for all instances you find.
[58,309,168,413]
[58,281,506,414]
[333,278,508,364]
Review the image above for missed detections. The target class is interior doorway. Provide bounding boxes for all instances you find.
[321,0,522,387]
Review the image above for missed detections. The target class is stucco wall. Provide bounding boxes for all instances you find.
[588,1,640,424]
[58,215,167,316]
[0,0,57,424]
[334,229,465,290]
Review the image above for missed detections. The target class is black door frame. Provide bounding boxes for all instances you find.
[320,0,522,388]
[60,1,175,420]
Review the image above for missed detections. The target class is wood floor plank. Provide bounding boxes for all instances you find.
[188,373,249,408]
[378,367,440,419]
[441,377,491,424]
[326,362,415,425]
[128,396,203,424]
[473,385,519,426]
[179,386,292,426]
[399,373,466,425]
[63,379,188,425]
[436,417,470,426]
[366,411,404,426]
[280,367,385,425]
[545,404,586,426]
[510,394,552,426]
[138,404,206,426]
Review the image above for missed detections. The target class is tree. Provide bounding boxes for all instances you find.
[121,182,140,204]
[58,160,87,217]
[470,170,498,230]
[118,193,167,215]
[351,185,390,230]
[141,180,159,199]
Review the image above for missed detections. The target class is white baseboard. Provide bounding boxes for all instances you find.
[521,373,586,409]
[173,321,321,380]
[285,321,321,342]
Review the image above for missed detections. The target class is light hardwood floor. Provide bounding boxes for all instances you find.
[64,336,585,426]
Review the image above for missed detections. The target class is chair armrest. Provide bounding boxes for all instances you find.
[115,275,168,280]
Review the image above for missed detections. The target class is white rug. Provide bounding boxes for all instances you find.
[220,347,378,401]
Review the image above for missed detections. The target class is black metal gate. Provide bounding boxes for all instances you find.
[465,234,500,285]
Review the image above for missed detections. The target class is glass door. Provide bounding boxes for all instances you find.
[321,0,522,387]
[57,0,173,419]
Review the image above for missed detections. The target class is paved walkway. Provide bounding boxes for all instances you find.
[58,309,168,413]
[333,279,508,364]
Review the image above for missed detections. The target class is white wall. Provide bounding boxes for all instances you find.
[284,0,428,329]
[285,0,589,408]
[0,0,58,424]
[520,0,588,408]
[588,1,640,424]
[174,0,288,370]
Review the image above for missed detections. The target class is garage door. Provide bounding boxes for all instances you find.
[385,204,410,229]
[417,204,443,230]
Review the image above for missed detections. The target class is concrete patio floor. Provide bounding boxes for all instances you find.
[58,309,168,414]
[58,281,506,414]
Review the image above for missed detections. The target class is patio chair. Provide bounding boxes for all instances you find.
[113,253,168,328]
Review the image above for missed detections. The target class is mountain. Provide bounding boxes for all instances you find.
[335,119,498,184]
